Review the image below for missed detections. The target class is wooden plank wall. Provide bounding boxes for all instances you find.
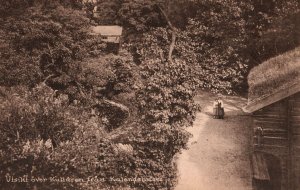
[253,98,289,190]
[253,99,288,153]
[252,92,300,190]
[290,92,300,190]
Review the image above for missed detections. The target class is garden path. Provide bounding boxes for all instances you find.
[175,91,252,190]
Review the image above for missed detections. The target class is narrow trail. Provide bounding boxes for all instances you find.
[175,91,253,190]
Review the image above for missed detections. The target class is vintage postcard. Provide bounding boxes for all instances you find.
[0,0,299,190]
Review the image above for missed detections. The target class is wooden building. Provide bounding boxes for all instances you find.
[243,47,300,190]
[90,25,123,54]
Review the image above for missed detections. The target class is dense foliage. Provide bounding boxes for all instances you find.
[137,59,200,126]
[0,2,196,190]
[0,0,299,190]
[91,0,300,93]
[0,4,91,89]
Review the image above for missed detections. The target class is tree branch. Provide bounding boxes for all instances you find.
[157,5,177,63]
[43,74,56,84]
[157,5,176,30]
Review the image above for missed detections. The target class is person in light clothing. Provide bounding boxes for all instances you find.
[212,96,224,119]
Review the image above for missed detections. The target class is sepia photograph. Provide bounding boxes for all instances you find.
[0,0,299,189]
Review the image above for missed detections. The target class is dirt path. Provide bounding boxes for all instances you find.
[175,91,253,190]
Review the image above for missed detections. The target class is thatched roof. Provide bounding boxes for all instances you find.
[243,47,300,113]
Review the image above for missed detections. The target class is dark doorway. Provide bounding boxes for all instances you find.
[253,153,282,190]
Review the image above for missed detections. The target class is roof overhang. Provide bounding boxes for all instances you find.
[243,81,300,113]
[90,25,123,36]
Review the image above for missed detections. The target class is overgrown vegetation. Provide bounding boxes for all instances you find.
[0,0,299,189]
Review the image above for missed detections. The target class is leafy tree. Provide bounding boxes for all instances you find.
[0,2,101,102]
[181,0,250,93]
[245,0,300,66]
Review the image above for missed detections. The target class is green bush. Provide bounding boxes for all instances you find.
[137,59,200,127]
[0,84,83,189]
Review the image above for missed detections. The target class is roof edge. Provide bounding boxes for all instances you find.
[243,82,300,113]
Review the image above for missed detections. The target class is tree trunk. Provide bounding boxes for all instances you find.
[158,5,177,63]
[168,31,176,62]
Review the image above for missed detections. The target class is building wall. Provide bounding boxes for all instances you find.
[253,98,288,155]
[252,92,300,190]
[290,92,300,190]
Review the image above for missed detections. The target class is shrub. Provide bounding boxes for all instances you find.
[137,59,200,127]
[0,84,83,190]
